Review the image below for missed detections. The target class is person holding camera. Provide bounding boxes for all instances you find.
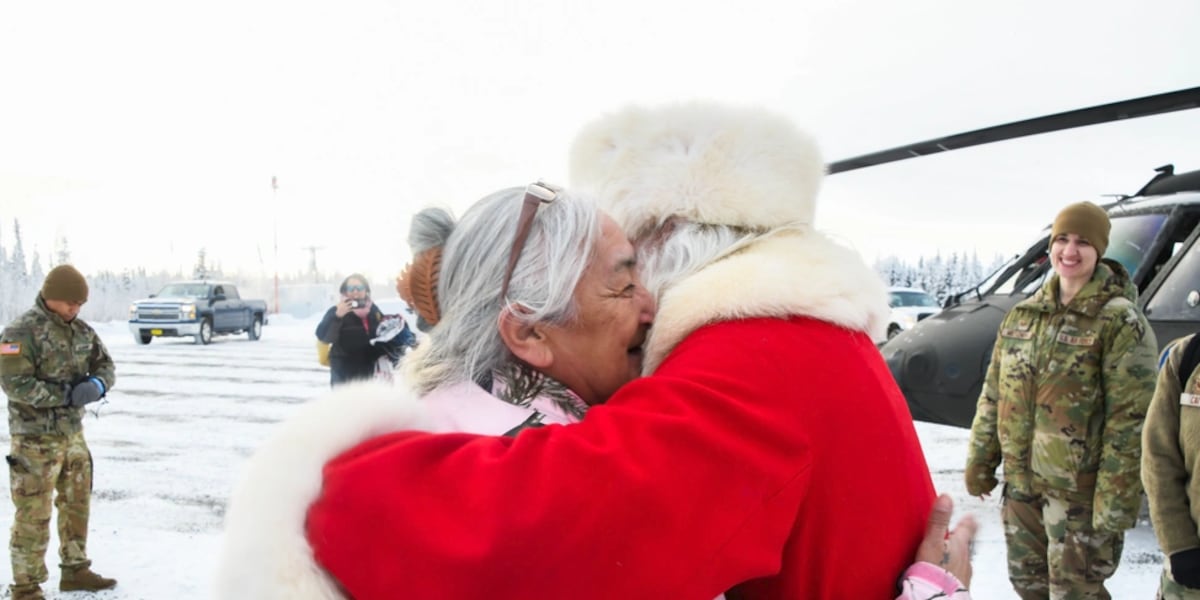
[316,274,386,387]
[0,265,118,600]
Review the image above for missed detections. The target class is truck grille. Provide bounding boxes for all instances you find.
[136,307,183,321]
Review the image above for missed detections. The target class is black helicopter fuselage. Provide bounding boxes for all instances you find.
[881,171,1200,428]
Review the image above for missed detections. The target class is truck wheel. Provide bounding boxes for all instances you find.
[135,331,152,345]
[195,318,213,345]
[247,316,262,341]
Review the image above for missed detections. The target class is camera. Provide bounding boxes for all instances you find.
[349,300,361,308]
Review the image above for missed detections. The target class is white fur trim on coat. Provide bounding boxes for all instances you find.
[569,102,824,238]
[642,230,889,373]
[214,381,430,599]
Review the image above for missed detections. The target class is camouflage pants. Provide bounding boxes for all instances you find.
[1159,566,1200,599]
[1002,491,1124,600]
[6,432,93,587]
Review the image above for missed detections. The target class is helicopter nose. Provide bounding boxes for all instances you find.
[883,343,939,390]
[884,348,906,388]
[907,348,937,384]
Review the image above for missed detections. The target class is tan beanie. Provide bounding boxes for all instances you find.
[1050,201,1110,256]
[42,265,89,303]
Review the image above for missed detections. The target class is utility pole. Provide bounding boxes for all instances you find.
[302,245,325,284]
[272,176,279,314]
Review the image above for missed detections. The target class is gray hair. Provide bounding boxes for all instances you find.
[403,186,600,394]
[637,222,798,301]
[408,209,454,256]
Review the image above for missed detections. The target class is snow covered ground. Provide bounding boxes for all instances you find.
[0,316,1165,599]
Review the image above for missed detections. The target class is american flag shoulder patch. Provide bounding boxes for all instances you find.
[0,342,21,356]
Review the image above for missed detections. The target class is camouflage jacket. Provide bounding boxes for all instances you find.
[0,295,116,436]
[1142,334,1200,555]
[966,259,1157,532]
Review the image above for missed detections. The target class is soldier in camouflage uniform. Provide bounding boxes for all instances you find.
[1,265,118,600]
[965,202,1158,600]
[1143,333,1200,599]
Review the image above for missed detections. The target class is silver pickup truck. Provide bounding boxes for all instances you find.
[128,280,268,345]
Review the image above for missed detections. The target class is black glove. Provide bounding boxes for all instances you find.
[67,377,106,407]
[1171,548,1200,589]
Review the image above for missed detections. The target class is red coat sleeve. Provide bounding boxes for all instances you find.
[307,317,935,600]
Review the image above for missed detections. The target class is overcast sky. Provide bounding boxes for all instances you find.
[2,0,1198,284]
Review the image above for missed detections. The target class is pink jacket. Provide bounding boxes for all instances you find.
[899,563,971,599]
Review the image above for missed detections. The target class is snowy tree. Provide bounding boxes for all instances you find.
[875,252,1008,304]
[10,220,27,284]
[29,249,45,284]
[941,252,959,303]
[0,224,7,274]
[0,218,333,322]
[54,234,72,266]
[0,220,41,324]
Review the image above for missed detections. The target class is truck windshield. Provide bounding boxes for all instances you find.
[156,284,210,298]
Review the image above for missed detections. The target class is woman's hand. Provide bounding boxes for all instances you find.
[335,298,353,318]
[914,493,978,588]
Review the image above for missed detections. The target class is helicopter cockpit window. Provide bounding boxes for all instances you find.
[966,252,1021,299]
[889,290,939,308]
[987,212,1170,298]
[991,243,1050,296]
[1020,262,1051,294]
[979,232,1046,296]
[1144,236,1200,322]
[1104,213,1169,277]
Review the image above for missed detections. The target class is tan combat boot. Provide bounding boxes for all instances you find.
[59,564,117,592]
[9,583,45,600]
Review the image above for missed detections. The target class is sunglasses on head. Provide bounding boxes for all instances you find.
[500,181,562,303]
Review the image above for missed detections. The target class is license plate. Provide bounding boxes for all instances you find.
[151,329,163,335]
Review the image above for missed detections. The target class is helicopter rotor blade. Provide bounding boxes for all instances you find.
[828,86,1200,174]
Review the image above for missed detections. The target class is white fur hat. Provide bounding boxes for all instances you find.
[568,102,825,238]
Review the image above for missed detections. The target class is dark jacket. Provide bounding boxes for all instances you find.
[316,303,385,383]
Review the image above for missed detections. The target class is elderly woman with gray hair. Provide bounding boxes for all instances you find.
[217,183,656,598]
[218,105,975,600]
[395,183,655,436]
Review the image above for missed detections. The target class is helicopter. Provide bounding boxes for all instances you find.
[828,86,1200,429]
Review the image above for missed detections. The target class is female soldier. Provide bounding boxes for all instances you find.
[966,201,1158,598]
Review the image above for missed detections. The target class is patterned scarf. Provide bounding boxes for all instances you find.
[490,362,590,426]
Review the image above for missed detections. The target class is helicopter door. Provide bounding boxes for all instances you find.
[1142,221,1200,346]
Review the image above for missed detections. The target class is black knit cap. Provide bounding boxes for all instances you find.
[42,264,89,303]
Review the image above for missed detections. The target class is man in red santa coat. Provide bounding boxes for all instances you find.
[222,102,944,599]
